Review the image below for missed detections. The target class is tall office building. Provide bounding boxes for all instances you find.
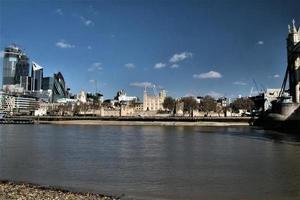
[15,54,30,90]
[2,45,23,86]
[31,62,43,91]
[53,72,67,101]
[42,72,68,102]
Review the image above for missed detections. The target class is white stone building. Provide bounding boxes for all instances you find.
[77,91,87,103]
[143,89,166,111]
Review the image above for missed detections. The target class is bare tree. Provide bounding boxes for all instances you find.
[231,98,254,112]
[163,96,176,113]
[180,96,198,117]
[200,96,216,115]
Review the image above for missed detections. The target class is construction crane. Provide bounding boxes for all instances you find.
[249,87,254,97]
[252,79,260,95]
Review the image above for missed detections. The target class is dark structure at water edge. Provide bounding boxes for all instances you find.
[253,20,300,131]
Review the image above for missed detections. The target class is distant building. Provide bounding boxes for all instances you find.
[42,77,54,91]
[31,62,43,91]
[53,72,67,101]
[1,45,71,105]
[0,92,38,115]
[77,91,87,103]
[2,45,30,92]
[42,72,68,102]
[114,90,138,103]
[251,88,283,112]
[143,89,166,111]
[15,54,30,91]
[217,97,230,108]
[2,45,23,86]
[195,96,203,104]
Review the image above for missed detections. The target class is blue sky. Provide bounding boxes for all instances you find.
[0,0,299,99]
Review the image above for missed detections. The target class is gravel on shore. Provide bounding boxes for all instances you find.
[0,180,121,200]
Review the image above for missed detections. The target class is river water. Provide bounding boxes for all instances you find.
[0,124,300,200]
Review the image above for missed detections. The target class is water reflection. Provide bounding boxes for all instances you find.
[0,125,300,200]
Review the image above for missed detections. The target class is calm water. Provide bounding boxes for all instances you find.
[1,125,300,200]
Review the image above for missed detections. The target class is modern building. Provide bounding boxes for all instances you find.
[31,62,43,91]
[42,77,54,91]
[2,45,23,86]
[53,72,68,102]
[0,92,38,115]
[14,54,30,90]
[143,89,166,111]
[14,95,38,114]
[41,72,68,102]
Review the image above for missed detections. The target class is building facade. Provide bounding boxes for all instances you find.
[2,46,23,86]
[0,92,38,115]
[143,89,166,111]
[53,72,68,102]
[15,54,30,90]
[287,19,300,103]
[115,90,138,103]
[2,45,31,93]
[31,62,43,91]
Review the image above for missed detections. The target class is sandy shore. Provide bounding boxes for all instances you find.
[38,120,249,126]
[0,181,119,200]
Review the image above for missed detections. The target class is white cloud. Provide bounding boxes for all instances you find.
[80,16,94,26]
[169,52,193,63]
[257,41,264,45]
[88,62,103,71]
[273,74,280,78]
[130,82,153,88]
[124,63,135,69]
[233,81,247,85]
[207,91,223,98]
[193,71,222,79]
[154,63,166,69]
[92,62,101,67]
[55,40,75,48]
[0,50,4,58]
[55,8,63,15]
[170,64,179,68]
[87,45,92,50]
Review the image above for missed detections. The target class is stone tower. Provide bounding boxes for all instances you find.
[287,19,300,103]
[143,86,148,111]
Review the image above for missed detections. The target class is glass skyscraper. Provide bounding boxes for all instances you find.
[15,54,30,90]
[2,46,24,86]
[31,62,43,91]
[42,73,67,102]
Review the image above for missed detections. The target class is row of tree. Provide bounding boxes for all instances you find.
[163,96,254,116]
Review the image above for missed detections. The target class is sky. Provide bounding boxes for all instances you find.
[0,0,299,99]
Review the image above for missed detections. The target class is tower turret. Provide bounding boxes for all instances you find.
[287,19,300,103]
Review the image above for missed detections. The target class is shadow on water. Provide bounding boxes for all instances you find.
[224,126,300,145]
[191,125,300,145]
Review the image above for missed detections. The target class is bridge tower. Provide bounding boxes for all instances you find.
[287,19,300,103]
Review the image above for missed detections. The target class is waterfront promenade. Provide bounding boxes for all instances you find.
[19,116,251,126]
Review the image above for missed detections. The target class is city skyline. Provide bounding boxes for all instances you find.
[0,0,299,99]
